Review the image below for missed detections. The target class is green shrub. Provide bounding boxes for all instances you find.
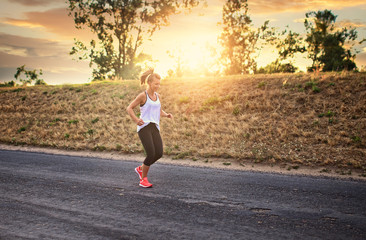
[233,106,240,116]
[312,85,321,93]
[49,118,61,126]
[173,151,190,160]
[94,145,106,151]
[178,96,190,104]
[325,111,335,117]
[17,126,26,133]
[305,81,315,87]
[243,133,250,139]
[312,85,320,93]
[199,105,214,112]
[0,80,15,87]
[119,93,127,99]
[87,129,94,135]
[68,120,79,124]
[91,117,99,124]
[351,136,361,143]
[12,88,24,92]
[258,81,267,88]
[14,65,44,86]
[203,96,221,106]
[165,146,173,155]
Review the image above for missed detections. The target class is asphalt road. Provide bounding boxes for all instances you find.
[0,149,365,240]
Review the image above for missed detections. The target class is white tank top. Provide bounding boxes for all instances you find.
[137,91,161,132]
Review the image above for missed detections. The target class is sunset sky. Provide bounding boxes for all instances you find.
[1,0,366,85]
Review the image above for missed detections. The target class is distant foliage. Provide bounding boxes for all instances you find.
[261,26,306,72]
[167,49,185,78]
[260,9,361,73]
[256,60,298,74]
[0,80,15,88]
[304,9,358,71]
[14,65,46,86]
[218,0,269,75]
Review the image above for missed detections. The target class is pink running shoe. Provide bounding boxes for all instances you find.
[135,166,142,180]
[139,177,153,188]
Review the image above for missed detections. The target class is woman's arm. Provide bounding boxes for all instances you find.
[159,95,173,119]
[126,93,145,126]
[161,109,173,119]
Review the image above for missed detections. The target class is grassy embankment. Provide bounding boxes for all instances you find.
[0,72,365,175]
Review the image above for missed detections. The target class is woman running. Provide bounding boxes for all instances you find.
[126,69,173,188]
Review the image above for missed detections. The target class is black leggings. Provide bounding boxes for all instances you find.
[138,123,163,166]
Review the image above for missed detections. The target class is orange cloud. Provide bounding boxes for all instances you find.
[4,8,93,41]
[4,19,43,29]
[0,33,91,84]
[336,19,366,30]
[293,18,366,31]
[0,33,76,71]
[248,0,366,14]
[8,0,61,7]
[0,33,68,58]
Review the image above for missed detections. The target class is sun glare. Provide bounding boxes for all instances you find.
[143,39,218,78]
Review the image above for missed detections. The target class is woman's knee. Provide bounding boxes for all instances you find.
[155,151,163,160]
[143,155,155,166]
[143,148,156,166]
[149,152,162,166]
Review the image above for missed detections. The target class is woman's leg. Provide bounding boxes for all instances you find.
[150,124,163,165]
[141,164,150,179]
[138,124,156,178]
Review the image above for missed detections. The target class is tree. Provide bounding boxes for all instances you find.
[167,49,185,78]
[218,0,268,75]
[14,65,45,86]
[274,28,306,62]
[304,9,358,71]
[256,60,298,74]
[0,80,15,88]
[67,0,204,80]
[259,25,305,73]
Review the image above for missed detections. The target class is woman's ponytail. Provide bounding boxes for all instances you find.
[140,69,154,85]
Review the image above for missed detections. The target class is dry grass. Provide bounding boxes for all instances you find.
[1,72,365,173]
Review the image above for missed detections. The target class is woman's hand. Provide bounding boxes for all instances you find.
[136,118,145,126]
[166,113,173,119]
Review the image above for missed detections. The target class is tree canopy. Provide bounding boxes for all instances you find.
[218,0,268,75]
[304,9,358,71]
[67,0,204,80]
[14,65,45,86]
